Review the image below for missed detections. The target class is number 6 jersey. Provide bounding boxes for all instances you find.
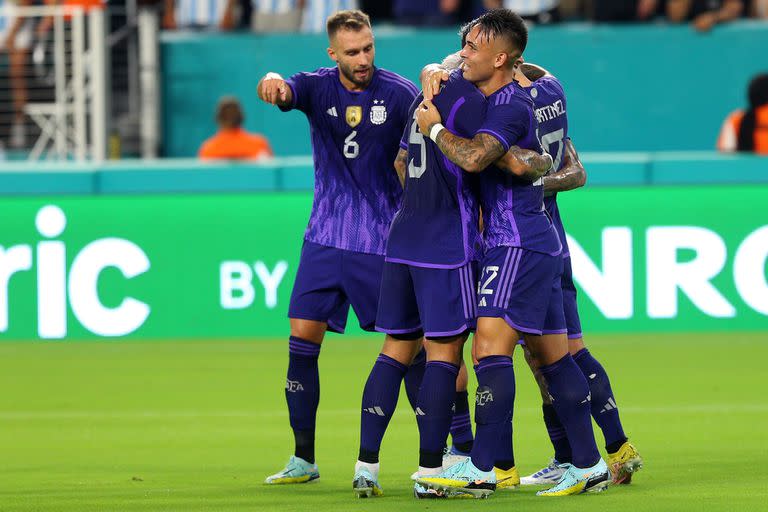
[281,67,417,255]
[385,70,486,268]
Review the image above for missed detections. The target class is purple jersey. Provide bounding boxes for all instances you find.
[530,75,570,256]
[282,67,418,255]
[476,81,561,256]
[385,71,484,268]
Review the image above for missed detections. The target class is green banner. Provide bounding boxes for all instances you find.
[0,186,766,340]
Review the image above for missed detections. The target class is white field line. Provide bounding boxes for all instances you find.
[0,403,766,420]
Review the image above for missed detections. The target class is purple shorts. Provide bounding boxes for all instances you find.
[375,261,477,339]
[477,246,566,336]
[562,254,583,339]
[288,241,383,333]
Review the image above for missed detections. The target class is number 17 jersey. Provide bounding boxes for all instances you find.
[385,71,486,268]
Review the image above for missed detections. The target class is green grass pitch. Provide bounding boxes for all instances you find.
[1,333,767,511]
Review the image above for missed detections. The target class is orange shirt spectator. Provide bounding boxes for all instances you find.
[198,96,274,160]
[717,74,768,155]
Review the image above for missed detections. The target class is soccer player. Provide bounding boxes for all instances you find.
[421,58,644,487]
[511,62,643,487]
[352,55,552,499]
[414,10,609,498]
[256,10,419,485]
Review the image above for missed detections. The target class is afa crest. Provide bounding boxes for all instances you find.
[346,106,362,127]
[370,100,387,125]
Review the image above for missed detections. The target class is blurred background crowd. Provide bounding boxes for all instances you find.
[0,0,767,161]
[161,0,768,33]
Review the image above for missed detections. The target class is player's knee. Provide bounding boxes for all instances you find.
[381,335,421,365]
[424,336,464,365]
[455,361,469,391]
[472,333,504,361]
[568,337,586,355]
[526,334,568,367]
[289,318,326,344]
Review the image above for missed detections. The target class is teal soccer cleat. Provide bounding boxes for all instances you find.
[416,457,496,499]
[264,456,319,485]
[537,458,609,496]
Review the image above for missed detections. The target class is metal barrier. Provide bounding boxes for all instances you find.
[0,3,160,161]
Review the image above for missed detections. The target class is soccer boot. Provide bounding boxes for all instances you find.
[414,482,448,499]
[520,458,568,486]
[607,441,643,484]
[494,466,520,490]
[264,456,319,484]
[442,444,471,468]
[416,458,496,499]
[537,458,609,496]
[352,467,383,498]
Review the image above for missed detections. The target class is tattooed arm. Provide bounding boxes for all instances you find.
[542,139,586,194]
[432,127,552,179]
[417,99,551,177]
[415,98,504,172]
[393,148,408,188]
[432,130,507,173]
[520,62,550,82]
[497,146,554,181]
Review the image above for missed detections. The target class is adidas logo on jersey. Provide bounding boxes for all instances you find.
[415,407,426,416]
[600,397,618,413]
[327,107,338,117]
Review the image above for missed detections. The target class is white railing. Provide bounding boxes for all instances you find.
[0,3,160,162]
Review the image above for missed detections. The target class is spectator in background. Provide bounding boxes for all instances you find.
[301,0,357,32]
[591,0,662,21]
[717,73,768,154]
[198,96,273,160]
[1,0,35,148]
[163,0,238,30]
[251,0,303,32]
[666,0,744,31]
[752,0,768,17]
[359,0,392,22]
[483,0,561,24]
[393,0,460,27]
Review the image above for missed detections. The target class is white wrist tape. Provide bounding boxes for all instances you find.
[429,123,445,142]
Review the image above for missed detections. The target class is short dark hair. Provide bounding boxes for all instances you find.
[462,9,528,57]
[216,96,244,129]
[326,10,371,39]
[748,73,768,109]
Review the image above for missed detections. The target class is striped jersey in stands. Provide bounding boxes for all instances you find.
[252,0,300,14]
[175,0,229,28]
[502,0,558,16]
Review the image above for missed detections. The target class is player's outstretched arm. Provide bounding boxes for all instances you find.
[393,148,408,188]
[416,100,505,173]
[542,138,586,193]
[496,146,553,182]
[257,72,294,108]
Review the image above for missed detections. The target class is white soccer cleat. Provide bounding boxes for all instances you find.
[520,458,568,486]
